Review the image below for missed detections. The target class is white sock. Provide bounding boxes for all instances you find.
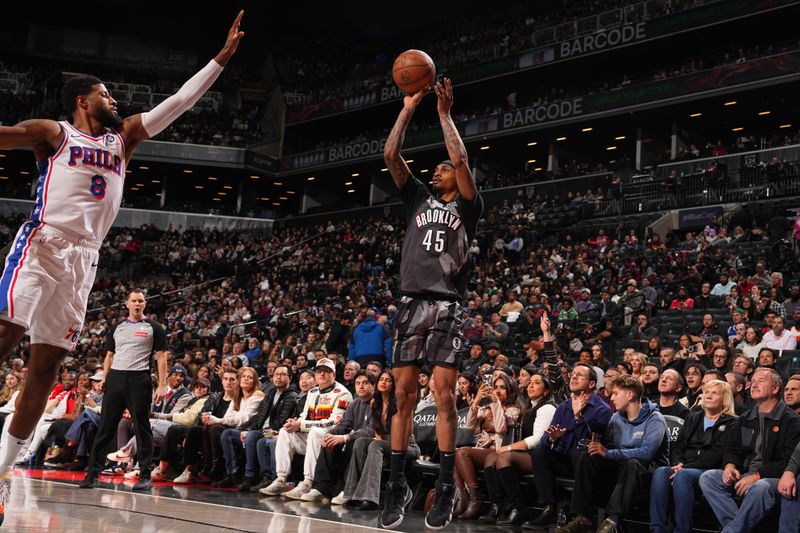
[0,416,30,474]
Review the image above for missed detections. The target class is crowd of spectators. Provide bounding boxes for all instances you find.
[0,59,264,148]
[285,40,798,157]
[0,177,797,528]
[280,0,710,112]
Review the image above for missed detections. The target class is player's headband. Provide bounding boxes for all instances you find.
[438,160,455,169]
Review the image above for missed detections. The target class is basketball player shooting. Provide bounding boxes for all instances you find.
[381,77,483,530]
[0,10,245,524]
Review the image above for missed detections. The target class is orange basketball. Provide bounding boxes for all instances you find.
[392,49,436,95]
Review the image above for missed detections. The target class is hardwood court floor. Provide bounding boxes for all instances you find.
[4,469,510,532]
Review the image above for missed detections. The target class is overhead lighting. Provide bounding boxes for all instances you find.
[151,179,160,184]
[125,170,132,174]
[534,167,543,171]
[581,127,593,132]
[183,169,193,174]
[279,196,288,200]
[308,176,316,180]
[420,169,429,173]
[615,136,626,140]
[155,193,162,196]
[250,175,260,179]
[273,181,283,186]
[606,146,617,150]
[212,197,221,202]
[351,172,360,177]
[347,189,355,193]
[689,113,702,118]
[194,185,204,189]
[0,167,4,171]
[527,141,537,146]
[260,197,270,201]
[527,159,536,164]
[556,137,567,141]
[345,181,353,186]
[758,111,771,116]
[724,101,737,106]
[480,146,490,150]
[0,176,8,180]
[287,190,296,195]
[732,127,744,132]
[135,183,145,187]
[405,160,414,163]
[19,171,29,175]
[0,155,6,158]
[218,192,227,196]
[779,124,792,129]
[380,168,388,172]
[272,202,280,206]
[130,187,139,191]
[223,185,233,189]
[139,165,149,170]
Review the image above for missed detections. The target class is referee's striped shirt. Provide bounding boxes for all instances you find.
[107,319,167,372]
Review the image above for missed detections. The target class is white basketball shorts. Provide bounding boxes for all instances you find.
[0,222,100,350]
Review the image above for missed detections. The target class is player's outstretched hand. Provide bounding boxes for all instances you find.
[215,10,245,66]
[434,77,454,116]
[403,86,429,112]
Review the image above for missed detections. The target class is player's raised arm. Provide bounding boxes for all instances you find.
[0,119,62,153]
[119,10,246,157]
[434,77,477,202]
[384,89,427,191]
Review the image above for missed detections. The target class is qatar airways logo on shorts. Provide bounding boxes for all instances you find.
[67,146,122,176]
[415,208,461,231]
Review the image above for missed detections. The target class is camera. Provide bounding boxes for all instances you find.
[687,345,696,353]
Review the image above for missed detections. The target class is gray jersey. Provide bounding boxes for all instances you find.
[107,318,167,372]
[399,177,482,300]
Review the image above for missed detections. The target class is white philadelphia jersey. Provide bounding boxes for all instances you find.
[31,121,126,246]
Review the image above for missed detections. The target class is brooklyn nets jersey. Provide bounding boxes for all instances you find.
[399,176,482,300]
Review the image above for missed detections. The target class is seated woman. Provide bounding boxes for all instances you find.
[478,371,557,525]
[333,370,420,510]
[199,366,263,483]
[454,372,522,520]
[456,372,477,410]
[156,367,256,484]
[650,379,737,533]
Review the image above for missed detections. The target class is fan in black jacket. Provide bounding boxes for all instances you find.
[651,378,738,533]
[236,368,299,491]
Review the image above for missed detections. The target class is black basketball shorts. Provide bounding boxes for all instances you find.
[391,295,466,368]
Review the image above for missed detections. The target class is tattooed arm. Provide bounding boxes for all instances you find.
[384,89,427,191]
[435,77,477,202]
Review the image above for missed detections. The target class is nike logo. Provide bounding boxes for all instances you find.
[70,134,80,138]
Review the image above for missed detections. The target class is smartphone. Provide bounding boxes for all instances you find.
[482,373,493,387]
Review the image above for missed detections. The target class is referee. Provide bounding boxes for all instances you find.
[79,290,167,491]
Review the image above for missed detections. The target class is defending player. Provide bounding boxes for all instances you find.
[0,11,245,524]
[380,78,483,530]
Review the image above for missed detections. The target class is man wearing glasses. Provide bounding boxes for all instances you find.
[523,362,612,529]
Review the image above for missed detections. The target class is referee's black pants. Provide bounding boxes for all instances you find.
[86,370,154,479]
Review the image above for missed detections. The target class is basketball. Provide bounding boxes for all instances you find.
[392,49,436,95]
